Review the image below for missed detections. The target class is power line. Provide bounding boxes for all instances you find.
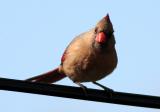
[0,77,160,109]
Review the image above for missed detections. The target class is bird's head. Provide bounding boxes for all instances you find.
[93,14,115,51]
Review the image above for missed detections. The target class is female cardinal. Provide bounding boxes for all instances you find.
[26,14,118,90]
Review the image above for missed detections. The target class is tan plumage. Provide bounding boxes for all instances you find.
[26,14,118,87]
[59,29,117,83]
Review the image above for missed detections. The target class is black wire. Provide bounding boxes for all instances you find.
[0,77,160,109]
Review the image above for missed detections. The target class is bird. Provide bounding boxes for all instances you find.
[26,14,118,92]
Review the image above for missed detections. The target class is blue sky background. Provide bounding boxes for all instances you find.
[0,0,160,112]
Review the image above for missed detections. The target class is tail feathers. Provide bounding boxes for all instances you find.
[26,68,66,84]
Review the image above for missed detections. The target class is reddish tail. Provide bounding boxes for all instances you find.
[26,68,66,84]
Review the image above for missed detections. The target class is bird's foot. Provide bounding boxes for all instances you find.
[75,83,88,96]
[92,81,114,98]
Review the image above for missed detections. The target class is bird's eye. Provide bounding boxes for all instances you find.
[106,31,114,37]
[94,27,98,34]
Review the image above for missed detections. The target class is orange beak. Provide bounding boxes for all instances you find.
[95,32,107,43]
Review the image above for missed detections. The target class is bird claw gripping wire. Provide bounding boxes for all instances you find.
[76,83,88,96]
[92,81,114,98]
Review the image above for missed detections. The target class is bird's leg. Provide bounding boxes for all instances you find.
[92,81,114,97]
[92,81,113,91]
[75,82,88,96]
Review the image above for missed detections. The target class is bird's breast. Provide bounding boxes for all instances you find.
[62,46,117,83]
[60,30,117,83]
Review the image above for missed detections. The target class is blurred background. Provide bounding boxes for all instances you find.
[0,0,160,112]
